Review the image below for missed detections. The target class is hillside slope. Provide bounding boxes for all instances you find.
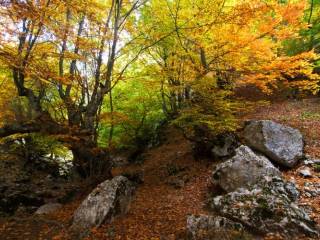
[0,99,320,240]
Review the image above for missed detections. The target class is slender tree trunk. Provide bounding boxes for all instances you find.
[160,80,169,117]
[108,89,114,147]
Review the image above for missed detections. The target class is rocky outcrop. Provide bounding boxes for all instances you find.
[244,120,304,168]
[0,151,78,216]
[186,214,243,240]
[70,176,135,238]
[0,187,44,216]
[186,121,319,238]
[212,145,281,192]
[0,179,77,216]
[210,177,318,238]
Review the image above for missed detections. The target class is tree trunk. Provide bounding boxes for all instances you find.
[0,114,112,180]
[108,89,114,147]
[71,143,112,180]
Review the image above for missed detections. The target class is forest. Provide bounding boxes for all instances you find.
[0,0,320,239]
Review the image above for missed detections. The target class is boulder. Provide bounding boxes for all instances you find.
[0,152,78,216]
[70,176,134,238]
[186,214,243,240]
[35,203,62,215]
[210,177,319,238]
[244,120,303,168]
[0,186,45,215]
[212,145,281,192]
[111,155,129,167]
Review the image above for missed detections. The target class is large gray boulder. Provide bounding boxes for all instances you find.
[210,177,319,238]
[70,176,134,238]
[212,145,281,192]
[244,120,304,168]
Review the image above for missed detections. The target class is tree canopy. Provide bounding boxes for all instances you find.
[0,0,319,178]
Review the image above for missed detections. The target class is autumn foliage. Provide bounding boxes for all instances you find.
[0,0,319,176]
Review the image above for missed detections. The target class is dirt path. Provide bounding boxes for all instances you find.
[89,127,211,240]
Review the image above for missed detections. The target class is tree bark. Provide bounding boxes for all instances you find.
[0,113,112,179]
[71,142,112,179]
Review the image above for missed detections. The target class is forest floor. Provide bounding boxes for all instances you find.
[0,127,213,240]
[0,98,320,240]
[88,127,211,240]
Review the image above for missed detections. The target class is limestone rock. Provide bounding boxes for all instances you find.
[35,203,62,215]
[299,168,313,178]
[111,155,129,167]
[212,145,281,192]
[244,120,304,168]
[70,176,134,238]
[210,177,318,238]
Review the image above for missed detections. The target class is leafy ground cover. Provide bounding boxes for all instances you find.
[0,98,320,240]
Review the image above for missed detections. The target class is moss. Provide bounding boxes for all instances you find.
[313,164,320,172]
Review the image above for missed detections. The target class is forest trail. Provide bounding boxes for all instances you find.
[92,127,212,239]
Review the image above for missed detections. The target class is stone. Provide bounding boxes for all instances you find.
[186,214,243,240]
[303,183,320,198]
[304,160,314,165]
[211,133,238,159]
[70,176,134,238]
[111,155,129,167]
[35,203,62,215]
[210,177,318,238]
[304,158,320,166]
[299,168,313,178]
[212,145,281,192]
[284,181,300,201]
[244,120,304,168]
[0,187,45,215]
[0,152,78,216]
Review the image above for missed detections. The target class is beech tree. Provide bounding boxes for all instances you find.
[139,0,319,137]
[0,0,318,179]
[0,0,147,178]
